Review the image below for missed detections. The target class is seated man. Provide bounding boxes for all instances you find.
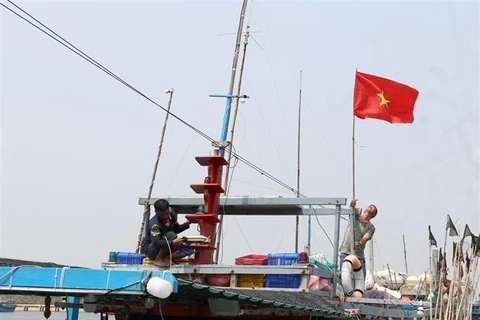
[141,199,192,267]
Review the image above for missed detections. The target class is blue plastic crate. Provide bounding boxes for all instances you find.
[399,305,421,320]
[115,252,145,265]
[266,253,301,288]
[265,274,301,288]
[267,253,300,265]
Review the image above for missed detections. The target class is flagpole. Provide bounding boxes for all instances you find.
[428,239,433,319]
[467,256,479,320]
[445,231,462,319]
[455,228,473,320]
[350,109,356,256]
[456,254,470,319]
[352,114,356,201]
[436,216,450,319]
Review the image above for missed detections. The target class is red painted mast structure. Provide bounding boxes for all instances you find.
[184,0,249,265]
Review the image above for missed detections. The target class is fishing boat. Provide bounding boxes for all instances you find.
[0,1,478,320]
[0,300,17,312]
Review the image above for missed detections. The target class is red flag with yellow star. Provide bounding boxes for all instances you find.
[353,71,419,123]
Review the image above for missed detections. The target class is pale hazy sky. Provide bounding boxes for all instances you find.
[1,0,479,277]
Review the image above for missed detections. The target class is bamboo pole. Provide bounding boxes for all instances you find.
[445,231,462,319]
[435,222,449,320]
[135,89,175,253]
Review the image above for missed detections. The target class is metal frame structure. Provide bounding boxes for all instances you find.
[101,263,332,291]
[139,196,357,296]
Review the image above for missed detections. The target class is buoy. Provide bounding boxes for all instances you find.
[146,277,173,299]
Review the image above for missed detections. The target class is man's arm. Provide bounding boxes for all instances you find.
[174,221,191,233]
[171,212,191,233]
[355,225,375,247]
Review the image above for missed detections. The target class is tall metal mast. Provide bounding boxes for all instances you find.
[295,70,302,253]
[208,0,249,264]
[214,7,254,264]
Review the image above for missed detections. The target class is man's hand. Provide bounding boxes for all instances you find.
[172,238,183,246]
[184,220,191,226]
[350,199,357,208]
[354,240,364,248]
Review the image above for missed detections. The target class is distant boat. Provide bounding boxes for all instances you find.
[0,300,16,312]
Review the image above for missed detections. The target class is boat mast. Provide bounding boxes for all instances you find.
[216,0,248,156]
[214,6,253,265]
[295,70,302,253]
[210,0,249,264]
[402,234,408,273]
[221,2,254,193]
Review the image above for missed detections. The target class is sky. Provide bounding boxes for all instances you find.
[0,0,479,278]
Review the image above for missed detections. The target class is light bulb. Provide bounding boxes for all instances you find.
[240,92,247,104]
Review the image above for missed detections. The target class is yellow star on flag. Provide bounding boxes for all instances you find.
[376,91,390,108]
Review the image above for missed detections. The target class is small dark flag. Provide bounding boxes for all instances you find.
[437,248,443,274]
[452,241,464,263]
[441,250,448,277]
[446,214,458,237]
[462,224,474,241]
[472,234,479,250]
[466,253,470,273]
[428,225,437,247]
[474,233,480,257]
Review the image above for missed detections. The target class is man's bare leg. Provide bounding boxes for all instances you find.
[171,251,183,261]
[153,248,183,267]
[153,248,170,267]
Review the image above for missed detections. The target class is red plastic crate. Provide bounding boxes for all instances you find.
[235,254,268,265]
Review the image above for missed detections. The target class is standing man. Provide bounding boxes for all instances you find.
[339,199,377,277]
[141,199,191,267]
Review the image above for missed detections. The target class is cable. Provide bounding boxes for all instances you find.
[101,280,143,295]
[0,1,310,200]
[312,209,334,248]
[165,236,173,268]
[1,1,356,253]
[158,300,165,320]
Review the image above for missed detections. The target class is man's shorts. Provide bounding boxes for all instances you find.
[146,231,178,260]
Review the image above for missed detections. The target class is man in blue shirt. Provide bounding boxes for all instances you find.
[141,199,191,267]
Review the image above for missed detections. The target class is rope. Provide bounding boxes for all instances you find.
[135,89,175,253]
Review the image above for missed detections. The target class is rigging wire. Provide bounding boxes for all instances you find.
[0,0,304,198]
[1,1,349,247]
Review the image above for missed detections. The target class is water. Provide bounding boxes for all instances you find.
[0,313,99,320]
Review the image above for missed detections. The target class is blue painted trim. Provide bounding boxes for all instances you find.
[0,267,178,295]
[209,92,250,156]
[66,296,80,320]
[219,94,233,156]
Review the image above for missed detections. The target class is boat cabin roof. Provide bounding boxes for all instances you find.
[138,196,359,216]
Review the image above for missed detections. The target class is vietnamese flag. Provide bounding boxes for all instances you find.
[353,71,419,124]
